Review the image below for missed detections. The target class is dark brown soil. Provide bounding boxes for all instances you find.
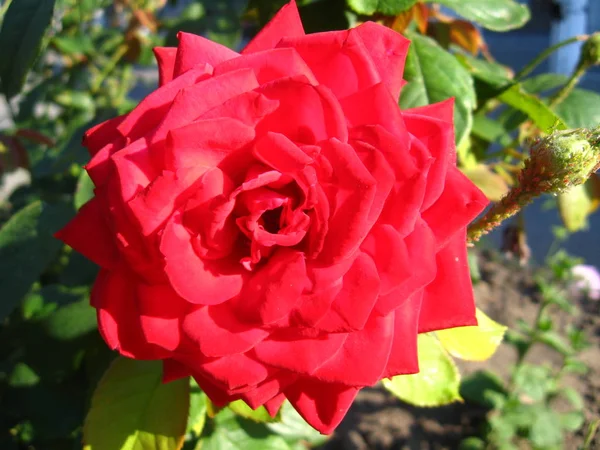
[324,250,600,450]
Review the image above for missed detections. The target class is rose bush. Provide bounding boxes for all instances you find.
[56,0,488,433]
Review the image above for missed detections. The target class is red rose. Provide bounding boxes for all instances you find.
[56,0,487,433]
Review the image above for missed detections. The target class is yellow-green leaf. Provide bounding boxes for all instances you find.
[461,164,510,201]
[557,183,594,232]
[84,357,189,450]
[228,400,280,423]
[436,309,507,361]
[382,334,461,407]
[498,84,568,132]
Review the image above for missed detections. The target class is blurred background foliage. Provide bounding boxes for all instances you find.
[0,0,599,449]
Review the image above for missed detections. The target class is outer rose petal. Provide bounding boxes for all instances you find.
[422,166,488,249]
[353,22,410,101]
[403,98,456,210]
[55,197,119,269]
[163,358,191,383]
[382,290,422,378]
[214,47,317,85]
[82,115,126,156]
[93,269,167,360]
[242,0,304,54]
[153,47,177,86]
[173,31,239,78]
[313,314,394,386]
[418,228,478,333]
[285,379,359,434]
[277,28,381,99]
[117,65,213,142]
[137,283,189,352]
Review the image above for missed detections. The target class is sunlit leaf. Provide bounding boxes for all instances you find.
[382,334,462,407]
[401,31,476,146]
[84,358,189,450]
[557,181,597,232]
[461,165,510,202]
[348,0,419,15]
[425,0,530,31]
[436,309,507,361]
[498,83,568,132]
[228,400,280,423]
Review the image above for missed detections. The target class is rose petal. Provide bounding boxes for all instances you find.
[173,31,239,78]
[235,249,307,325]
[418,228,477,333]
[313,314,393,386]
[242,0,304,54]
[165,117,255,171]
[382,290,422,378]
[153,47,177,86]
[199,90,279,127]
[55,197,119,269]
[315,252,380,332]
[83,115,126,156]
[162,358,191,383]
[215,47,317,85]
[257,78,348,144]
[182,303,269,357]
[371,219,437,316]
[277,28,380,99]
[93,269,167,359]
[150,69,260,143]
[403,98,456,210]
[117,65,213,142]
[317,138,377,263]
[111,138,158,202]
[137,283,189,352]
[264,393,286,417]
[422,166,488,249]
[353,22,410,101]
[254,330,347,375]
[285,379,359,434]
[161,212,244,305]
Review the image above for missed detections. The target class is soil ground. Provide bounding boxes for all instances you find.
[324,250,600,450]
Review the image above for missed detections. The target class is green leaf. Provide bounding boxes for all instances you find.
[347,0,418,15]
[199,408,291,450]
[42,296,96,340]
[461,165,510,202]
[521,73,568,94]
[400,31,476,146]
[530,409,563,448]
[459,437,486,450]
[559,411,585,432]
[382,334,462,407]
[498,83,568,132]
[8,362,40,387]
[512,365,555,403]
[537,330,573,356]
[436,309,507,361]
[229,400,280,423]
[0,201,72,321]
[424,0,530,31]
[188,380,207,437]
[557,183,593,232]
[0,0,58,98]
[471,114,513,147]
[266,401,329,447]
[554,88,600,129]
[75,170,95,210]
[84,357,190,450]
[460,370,507,408]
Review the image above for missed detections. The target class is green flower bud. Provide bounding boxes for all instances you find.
[580,33,600,68]
[526,126,600,193]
